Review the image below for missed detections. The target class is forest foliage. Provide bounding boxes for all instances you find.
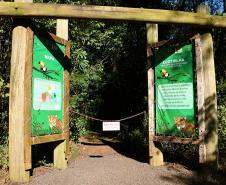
[0,0,226,168]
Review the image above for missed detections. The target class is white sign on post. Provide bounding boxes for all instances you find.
[102,121,120,131]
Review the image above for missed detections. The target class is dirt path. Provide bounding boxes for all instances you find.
[17,132,219,185]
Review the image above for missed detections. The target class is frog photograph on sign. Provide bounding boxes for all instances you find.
[154,42,196,137]
[31,32,66,136]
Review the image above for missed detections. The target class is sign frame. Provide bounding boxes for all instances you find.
[154,40,196,137]
[29,28,70,144]
[24,27,70,170]
[148,35,203,145]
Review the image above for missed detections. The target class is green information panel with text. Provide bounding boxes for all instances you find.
[31,34,65,136]
[154,42,196,137]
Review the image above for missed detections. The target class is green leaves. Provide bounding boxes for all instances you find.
[217,77,226,162]
[0,78,3,88]
[68,19,131,141]
[0,77,10,145]
[0,78,9,98]
[0,18,12,146]
[0,144,8,169]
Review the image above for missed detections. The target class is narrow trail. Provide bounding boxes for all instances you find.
[19,132,218,185]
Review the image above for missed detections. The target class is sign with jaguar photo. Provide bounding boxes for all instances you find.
[31,33,65,136]
[154,42,196,137]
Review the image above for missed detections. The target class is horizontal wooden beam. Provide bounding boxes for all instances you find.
[153,136,202,145]
[31,133,66,145]
[0,2,226,27]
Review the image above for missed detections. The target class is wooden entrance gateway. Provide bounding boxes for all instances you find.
[0,1,220,182]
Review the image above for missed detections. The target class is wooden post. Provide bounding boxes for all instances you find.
[9,24,30,183]
[147,24,164,166]
[200,33,218,169]
[196,5,210,14]
[53,19,69,169]
[195,36,207,164]
[196,5,218,169]
[9,0,32,182]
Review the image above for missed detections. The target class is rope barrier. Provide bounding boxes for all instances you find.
[72,110,146,123]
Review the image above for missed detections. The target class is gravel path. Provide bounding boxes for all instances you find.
[18,133,219,185]
[22,154,213,185]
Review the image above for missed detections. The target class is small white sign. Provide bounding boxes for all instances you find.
[102,121,120,131]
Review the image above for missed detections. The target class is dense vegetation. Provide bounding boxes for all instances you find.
[0,0,226,169]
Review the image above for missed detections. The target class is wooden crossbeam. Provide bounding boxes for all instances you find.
[0,2,226,27]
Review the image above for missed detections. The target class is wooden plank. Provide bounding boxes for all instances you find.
[53,19,69,170]
[1,2,226,27]
[24,27,33,171]
[147,69,155,136]
[153,136,201,145]
[49,32,68,46]
[31,133,66,145]
[9,24,30,182]
[200,33,218,169]
[64,40,70,160]
[147,24,164,166]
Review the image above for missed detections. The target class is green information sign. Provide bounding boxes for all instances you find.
[154,42,196,137]
[31,34,65,136]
